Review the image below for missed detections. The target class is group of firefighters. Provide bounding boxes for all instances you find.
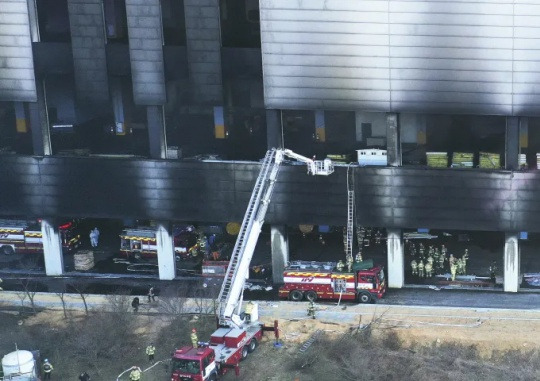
[409,243,469,281]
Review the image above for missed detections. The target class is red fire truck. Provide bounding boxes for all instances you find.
[0,219,81,255]
[119,226,198,260]
[279,259,386,304]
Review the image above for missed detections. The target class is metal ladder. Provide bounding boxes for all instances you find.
[217,149,278,325]
[345,190,354,262]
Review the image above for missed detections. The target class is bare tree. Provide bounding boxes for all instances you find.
[18,278,38,313]
[55,289,69,319]
[69,282,91,315]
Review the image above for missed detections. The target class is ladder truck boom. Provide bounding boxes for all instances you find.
[217,148,334,328]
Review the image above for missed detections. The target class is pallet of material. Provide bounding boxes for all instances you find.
[479,152,500,169]
[74,250,94,271]
[426,152,448,168]
[520,154,527,169]
[536,153,540,169]
[326,154,353,163]
[451,152,474,168]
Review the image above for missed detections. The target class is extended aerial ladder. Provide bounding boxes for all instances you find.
[217,148,334,328]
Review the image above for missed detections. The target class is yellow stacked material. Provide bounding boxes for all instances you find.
[327,154,353,163]
[426,152,448,168]
[299,225,314,234]
[74,250,94,271]
[479,152,500,169]
[451,152,474,168]
[520,154,527,168]
[536,153,540,169]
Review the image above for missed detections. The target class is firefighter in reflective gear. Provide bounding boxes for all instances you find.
[42,359,53,380]
[191,328,198,348]
[146,344,155,362]
[244,301,254,323]
[489,261,497,282]
[307,301,316,319]
[129,366,142,381]
[417,260,425,278]
[427,255,434,267]
[462,249,469,274]
[355,251,363,263]
[425,261,433,278]
[441,244,447,256]
[428,246,434,257]
[346,256,353,272]
[450,262,458,281]
[419,243,425,258]
[438,253,446,271]
[433,249,440,266]
[456,258,464,275]
[409,242,416,257]
[411,259,418,276]
[449,254,456,267]
[336,260,345,272]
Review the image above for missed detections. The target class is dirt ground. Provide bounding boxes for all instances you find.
[0,303,539,380]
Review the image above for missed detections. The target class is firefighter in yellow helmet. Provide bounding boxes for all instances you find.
[129,366,142,381]
[336,260,345,272]
[191,328,198,348]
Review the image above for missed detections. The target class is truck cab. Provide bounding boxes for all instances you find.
[171,346,217,381]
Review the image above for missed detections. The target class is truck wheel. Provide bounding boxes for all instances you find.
[1,245,14,255]
[248,338,258,353]
[289,290,303,302]
[357,292,372,304]
[305,291,317,302]
[240,345,249,361]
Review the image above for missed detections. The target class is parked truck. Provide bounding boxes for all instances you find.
[279,259,386,303]
[170,149,334,380]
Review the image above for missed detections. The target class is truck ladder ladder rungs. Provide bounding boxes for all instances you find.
[346,190,354,261]
[218,149,279,326]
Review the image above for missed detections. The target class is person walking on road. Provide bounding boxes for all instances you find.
[89,229,96,248]
[42,359,54,380]
[92,227,100,247]
[146,344,156,362]
[132,297,140,313]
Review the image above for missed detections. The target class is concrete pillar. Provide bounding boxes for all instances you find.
[41,220,63,276]
[155,222,176,280]
[315,110,326,142]
[386,229,404,288]
[519,117,529,169]
[504,232,520,292]
[111,78,126,134]
[386,113,401,166]
[13,102,29,134]
[506,116,520,170]
[28,79,52,156]
[147,105,167,159]
[266,109,283,149]
[271,225,289,284]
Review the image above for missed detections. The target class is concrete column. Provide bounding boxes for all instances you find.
[386,229,404,288]
[386,113,401,166]
[155,222,176,280]
[315,110,326,142]
[519,117,529,168]
[271,225,289,284]
[13,102,29,133]
[147,105,167,159]
[504,232,520,292]
[41,220,63,276]
[111,78,126,134]
[506,116,519,170]
[266,109,283,149]
[28,79,52,156]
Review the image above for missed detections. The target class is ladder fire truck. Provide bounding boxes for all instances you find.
[171,149,334,380]
[0,219,81,256]
[119,226,198,260]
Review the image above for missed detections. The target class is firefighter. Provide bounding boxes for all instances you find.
[244,301,254,323]
[456,258,464,275]
[450,262,458,281]
[147,286,156,303]
[419,243,425,258]
[375,230,382,244]
[191,328,198,348]
[449,254,456,267]
[427,254,434,268]
[146,343,156,362]
[409,242,416,257]
[346,256,353,272]
[441,244,447,256]
[336,260,345,272]
[307,301,316,319]
[433,249,440,267]
[425,261,433,278]
[78,371,90,381]
[129,366,142,381]
[462,249,469,274]
[489,261,497,282]
[42,359,53,380]
[355,251,363,263]
[417,260,425,278]
[411,259,418,276]
[131,297,140,313]
[438,253,446,271]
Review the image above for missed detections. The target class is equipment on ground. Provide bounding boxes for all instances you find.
[171,149,334,380]
[1,349,40,381]
[119,226,198,261]
[279,259,386,304]
[0,220,80,256]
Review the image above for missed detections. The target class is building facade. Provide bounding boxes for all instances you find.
[1,0,540,291]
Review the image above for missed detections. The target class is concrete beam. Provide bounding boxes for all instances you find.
[386,229,404,288]
[41,219,64,276]
[155,222,176,280]
[503,232,520,292]
[28,79,52,156]
[266,109,283,149]
[271,225,289,284]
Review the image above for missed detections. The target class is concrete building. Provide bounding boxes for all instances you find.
[1,0,539,292]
